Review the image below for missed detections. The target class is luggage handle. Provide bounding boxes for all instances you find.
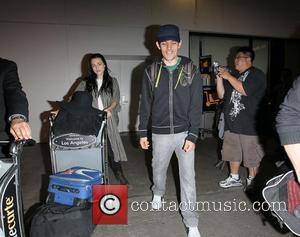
[41,203,89,221]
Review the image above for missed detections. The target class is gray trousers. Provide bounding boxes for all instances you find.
[152,132,199,227]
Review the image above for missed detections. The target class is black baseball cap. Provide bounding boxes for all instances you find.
[157,24,180,42]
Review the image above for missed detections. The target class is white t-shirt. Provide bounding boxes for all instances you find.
[96,79,104,110]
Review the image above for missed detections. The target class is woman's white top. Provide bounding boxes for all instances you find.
[96,79,104,110]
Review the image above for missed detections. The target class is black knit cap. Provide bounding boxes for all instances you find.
[157,24,180,42]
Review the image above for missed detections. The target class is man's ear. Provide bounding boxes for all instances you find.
[156,41,161,50]
[178,40,182,49]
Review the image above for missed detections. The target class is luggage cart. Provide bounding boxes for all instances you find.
[48,112,109,184]
[0,140,27,237]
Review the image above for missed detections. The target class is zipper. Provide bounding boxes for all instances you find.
[169,71,174,134]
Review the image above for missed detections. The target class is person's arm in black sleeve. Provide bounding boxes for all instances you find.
[3,60,31,140]
[138,68,153,139]
[186,67,203,144]
[4,61,29,119]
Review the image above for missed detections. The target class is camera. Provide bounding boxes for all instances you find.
[212,61,230,76]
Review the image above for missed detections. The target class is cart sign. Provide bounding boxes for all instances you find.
[53,133,97,149]
[1,173,22,237]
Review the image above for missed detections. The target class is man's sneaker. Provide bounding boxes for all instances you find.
[244,176,255,192]
[188,227,201,237]
[219,175,243,188]
[151,195,162,210]
[246,176,254,186]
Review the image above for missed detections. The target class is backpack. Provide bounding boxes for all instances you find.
[262,170,300,236]
[148,60,195,89]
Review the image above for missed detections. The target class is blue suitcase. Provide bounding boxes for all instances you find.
[47,166,103,206]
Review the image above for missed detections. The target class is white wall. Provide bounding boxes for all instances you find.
[0,0,299,141]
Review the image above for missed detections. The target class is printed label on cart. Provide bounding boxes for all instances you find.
[53,133,96,148]
[1,172,23,236]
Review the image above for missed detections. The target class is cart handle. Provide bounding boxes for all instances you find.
[0,139,36,145]
[10,140,26,157]
[0,139,36,155]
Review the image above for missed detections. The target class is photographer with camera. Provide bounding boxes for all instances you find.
[216,47,266,190]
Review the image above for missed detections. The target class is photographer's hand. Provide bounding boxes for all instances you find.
[219,68,247,96]
[218,67,232,80]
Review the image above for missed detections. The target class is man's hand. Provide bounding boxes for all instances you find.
[140,137,150,150]
[218,67,246,96]
[218,67,232,80]
[216,74,222,80]
[183,140,195,152]
[10,118,32,140]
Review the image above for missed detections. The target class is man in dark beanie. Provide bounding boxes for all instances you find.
[139,24,202,237]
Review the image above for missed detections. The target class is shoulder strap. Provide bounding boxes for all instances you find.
[184,61,193,77]
[185,61,194,82]
[149,61,159,86]
[149,60,195,88]
[180,61,195,86]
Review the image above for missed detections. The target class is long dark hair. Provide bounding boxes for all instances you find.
[86,53,113,95]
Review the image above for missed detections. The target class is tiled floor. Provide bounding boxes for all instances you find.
[20,134,293,237]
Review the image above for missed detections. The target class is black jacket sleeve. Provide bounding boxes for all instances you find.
[3,60,29,119]
[186,67,203,143]
[276,76,300,145]
[138,69,153,138]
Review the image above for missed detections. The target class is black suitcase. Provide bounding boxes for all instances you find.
[30,203,95,237]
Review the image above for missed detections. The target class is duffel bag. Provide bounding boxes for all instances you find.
[30,203,95,237]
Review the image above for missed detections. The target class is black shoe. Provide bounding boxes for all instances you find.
[114,170,129,185]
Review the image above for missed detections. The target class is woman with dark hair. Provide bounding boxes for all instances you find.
[76,53,128,184]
